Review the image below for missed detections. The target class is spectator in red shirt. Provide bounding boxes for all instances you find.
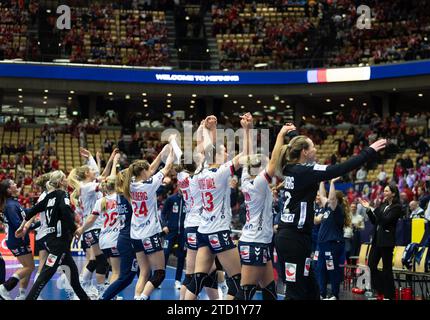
[51,157,59,170]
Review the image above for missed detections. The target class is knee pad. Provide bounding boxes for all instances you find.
[235,284,257,300]
[185,272,207,296]
[95,254,108,275]
[182,274,192,287]
[262,281,277,300]
[226,273,241,297]
[203,269,218,289]
[86,260,97,273]
[149,269,165,289]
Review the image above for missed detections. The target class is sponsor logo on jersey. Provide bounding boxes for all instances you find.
[313,251,319,261]
[326,259,334,271]
[208,234,221,249]
[285,262,297,282]
[187,233,197,246]
[143,238,153,250]
[46,254,58,267]
[304,258,312,277]
[64,198,70,206]
[239,245,250,260]
[284,176,295,189]
[281,213,295,223]
[313,164,328,171]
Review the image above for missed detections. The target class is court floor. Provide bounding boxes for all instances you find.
[4,256,285,300]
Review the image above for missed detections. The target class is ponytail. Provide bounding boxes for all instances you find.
[275,135,311,177]
[123,166,134,201]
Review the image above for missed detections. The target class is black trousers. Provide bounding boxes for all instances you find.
[368,245,395,299]
[275,229,319,300]
[26,243,90,300]
[0,253,5,284]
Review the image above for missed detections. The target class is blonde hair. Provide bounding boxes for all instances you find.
[35,172,52,191]
[123,160,150,201]
[46,170,66,192]
[101,176,116,212]
[67,165,90,208]
[275,135,311,177]
[336,190,352,228]
[115,171,126,194]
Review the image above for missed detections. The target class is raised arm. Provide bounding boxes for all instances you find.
[160,147,175,177]
[311,139,387,183]
[149,144,170,176]
[100,148,119,178]
[109,153,121,178]
[327,177,341,211]
[319,181,328,207]
[267,123,296,178]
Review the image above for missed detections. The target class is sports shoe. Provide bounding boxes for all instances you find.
[84,285,99,299]
[115,295,124,300]
[323,296,337,300]
[0,285,12,300]
[175,280,182,290]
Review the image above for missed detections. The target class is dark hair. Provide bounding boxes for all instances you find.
[386,183,400,205]
[0,179,12,211]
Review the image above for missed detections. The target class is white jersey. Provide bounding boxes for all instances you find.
[239,167,273,244]
[178,171,200,228]
[186,173,203,228]
[92,193,122,250]
[35,191,47,241]
[130,171,164,240]
[80,181,103,231]
[197,161,234,234]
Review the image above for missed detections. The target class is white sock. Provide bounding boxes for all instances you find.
[134,295,140,300]
[140,294,149,300]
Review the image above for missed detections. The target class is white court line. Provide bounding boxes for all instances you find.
[6,263,39,269]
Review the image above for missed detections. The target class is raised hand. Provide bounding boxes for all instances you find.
[279,123,296,136]
[358,198,370,209]
[79,147,91,159]
[369,139,387,152]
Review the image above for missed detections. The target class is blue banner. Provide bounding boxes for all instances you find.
[0,60,429,85]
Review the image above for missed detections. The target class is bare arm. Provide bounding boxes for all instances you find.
[109,153,120,178]
[319,181,328,207]
[160,148,175,177]
[149,144,171,176]
[101,148,119,177]
[328,177,340,211]
[266,123,296,178]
